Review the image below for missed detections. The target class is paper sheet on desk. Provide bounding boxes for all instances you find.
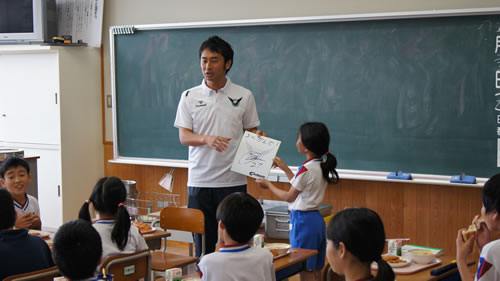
[231,131,281,179]
[56,0,104,47]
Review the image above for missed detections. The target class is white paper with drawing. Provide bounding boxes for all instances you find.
[231,132,281,179]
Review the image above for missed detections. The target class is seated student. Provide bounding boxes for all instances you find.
[456,173,500,281]
[0,189,54,280]
[326,207,395,281]
[79,176,148,263]
[53,219,103,281]
[0,156,41,230]
[198,192,276,281]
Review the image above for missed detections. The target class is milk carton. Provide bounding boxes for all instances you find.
[165,267,182,281]
[387,239,402,256]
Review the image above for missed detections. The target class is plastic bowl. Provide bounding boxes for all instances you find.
[265,243,291,257]
[407,249,436,264]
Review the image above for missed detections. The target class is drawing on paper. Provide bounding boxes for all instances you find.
[231,131,281,179]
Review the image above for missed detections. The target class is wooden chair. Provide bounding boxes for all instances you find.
[321,263,345,281]
[3,266,61,281]
[100,249,152,281]
[151,207,205,272]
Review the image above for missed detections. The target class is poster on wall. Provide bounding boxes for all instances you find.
[56,0,103,47]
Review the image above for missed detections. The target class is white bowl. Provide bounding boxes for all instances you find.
[407,249,436,264]
[265,243,291,257]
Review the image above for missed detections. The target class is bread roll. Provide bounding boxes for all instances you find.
[461,217,484,242]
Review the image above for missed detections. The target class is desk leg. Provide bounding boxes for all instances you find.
[146,237,162,250]
[276,261,305,281]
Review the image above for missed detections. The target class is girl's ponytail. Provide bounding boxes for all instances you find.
[373,257,395,281]
[299,122,339,184]
[321,152,339,184]
[112,202,131,251]
[78,199,92,222]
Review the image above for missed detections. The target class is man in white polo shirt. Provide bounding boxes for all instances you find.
[174,35,265,256]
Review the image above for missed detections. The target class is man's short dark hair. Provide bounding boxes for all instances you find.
[0,189,16,230]
[53,219,102,280]
[199,35,234,73]
[0,157,30,179]
[216,192,264,244]
[482,173,500,214]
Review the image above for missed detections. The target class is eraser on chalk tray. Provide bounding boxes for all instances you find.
[387,171,412,180]
[450,174,476,184]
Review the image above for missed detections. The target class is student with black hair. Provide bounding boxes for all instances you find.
[0,156,41,229]
[0,189,54,280]
[52,219,102,281]
[175,35,266,256]
[256,122,339,281]
[197,192,275,281]
[326,208,395,281]
[79,176,148,264]
[456,173,500,281]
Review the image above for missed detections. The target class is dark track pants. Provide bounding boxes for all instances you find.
[187,185,247,257]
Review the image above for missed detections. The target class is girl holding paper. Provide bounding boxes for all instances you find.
[256,122,339,281]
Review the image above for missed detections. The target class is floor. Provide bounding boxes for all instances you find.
[160,242,300,281]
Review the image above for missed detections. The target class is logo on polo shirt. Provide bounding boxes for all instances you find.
[228,97,242,107]
[196,100,207,107]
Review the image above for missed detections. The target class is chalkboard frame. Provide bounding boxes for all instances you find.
[109,8,500,183]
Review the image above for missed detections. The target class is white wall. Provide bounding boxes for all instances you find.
[102,0,500,141]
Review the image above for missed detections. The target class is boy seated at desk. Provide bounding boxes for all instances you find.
[457,172,500,281]
[198,192,276,281]
[0,156,41,230]
[53,219,103,281]
[0,189,54,280]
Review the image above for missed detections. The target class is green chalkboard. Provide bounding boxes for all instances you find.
[112,14,500,178]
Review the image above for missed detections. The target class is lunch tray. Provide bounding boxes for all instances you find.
[372,258,441,275]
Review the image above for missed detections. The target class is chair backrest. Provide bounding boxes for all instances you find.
[3,266,61,281]
[100,249,152,281]
[159,207,205,234]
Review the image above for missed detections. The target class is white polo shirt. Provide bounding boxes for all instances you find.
[174,78,260,187]
[289,158,326,211]
[198,244,276,281]
[14,194,40,217]
[93,219,149,265]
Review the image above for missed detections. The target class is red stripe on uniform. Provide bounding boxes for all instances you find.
[477,259,492,279]
[296,166,308,177]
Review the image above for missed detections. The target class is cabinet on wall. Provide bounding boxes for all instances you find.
[0,45,104,228]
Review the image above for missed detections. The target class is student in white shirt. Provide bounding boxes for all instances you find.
[256,122,339,281]
[0,156,41,230]
[198,192,275,281]
[457,173,500,281]
[79,177,148,263]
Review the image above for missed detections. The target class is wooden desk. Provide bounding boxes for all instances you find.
[34,229,171,251]
[275,248,318,280]
[142,229,171,250]
[372,255,476,281]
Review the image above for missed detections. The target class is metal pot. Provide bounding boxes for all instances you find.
[122,180,137,197]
